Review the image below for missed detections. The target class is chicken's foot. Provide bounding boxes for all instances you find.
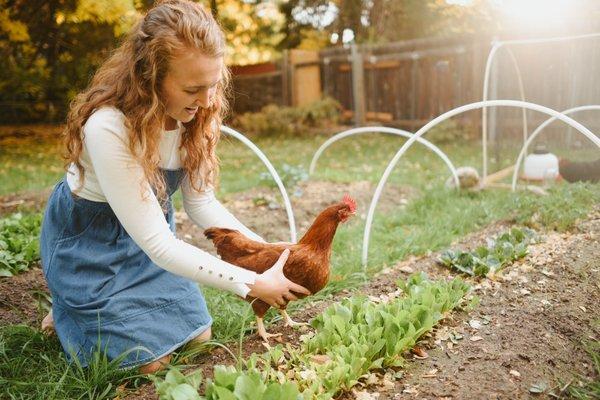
[279,310,309,328]
[256,317,282,344]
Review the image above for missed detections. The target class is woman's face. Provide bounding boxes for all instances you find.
[162,48,223,129]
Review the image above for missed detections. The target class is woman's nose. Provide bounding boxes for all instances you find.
[195,91,210,108]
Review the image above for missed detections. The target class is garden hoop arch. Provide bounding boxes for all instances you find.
[221,126,297,242]
[363,100,598,269]
[308,126,460,188]
[511,105,600,191]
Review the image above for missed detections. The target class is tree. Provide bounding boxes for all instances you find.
[210,0,285,65]
[0,0,139,123]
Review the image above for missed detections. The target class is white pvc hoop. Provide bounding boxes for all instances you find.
[482,45,528,179]
[221,126,297,242]
[308,126,460,188]
[511,105,600,191]
[363,100,598,269]
[481,32,600,180]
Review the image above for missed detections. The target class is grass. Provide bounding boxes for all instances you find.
[0,324,144,399]
[1,125,599,399]
[0,129,64,196]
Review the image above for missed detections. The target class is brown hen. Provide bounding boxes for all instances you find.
[204,195,356,342]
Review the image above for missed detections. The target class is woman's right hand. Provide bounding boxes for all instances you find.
[246,249,311,308]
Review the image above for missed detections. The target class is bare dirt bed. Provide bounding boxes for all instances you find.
[349,214,600,400]
[1,183,598,400]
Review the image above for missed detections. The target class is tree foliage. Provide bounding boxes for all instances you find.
[0,0,139,123]
[0,0,290,123]
[0,0,496,124]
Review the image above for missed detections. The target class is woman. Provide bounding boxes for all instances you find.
[39,0,309,374]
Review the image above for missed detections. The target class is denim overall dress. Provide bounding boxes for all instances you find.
[40,169,212,368]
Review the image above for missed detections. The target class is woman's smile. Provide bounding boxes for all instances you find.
[185,106,199,115]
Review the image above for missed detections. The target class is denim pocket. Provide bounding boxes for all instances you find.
[55,205,103,244]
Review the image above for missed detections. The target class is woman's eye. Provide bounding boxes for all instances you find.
[185,90,199,95]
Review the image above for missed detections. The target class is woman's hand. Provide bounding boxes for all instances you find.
[246,249,311,308]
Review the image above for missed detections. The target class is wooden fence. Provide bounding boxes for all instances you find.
[230,35,600,137]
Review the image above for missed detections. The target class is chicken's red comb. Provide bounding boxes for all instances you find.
[343,194,356,213]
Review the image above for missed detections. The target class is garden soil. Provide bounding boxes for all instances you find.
[1,182,598,400]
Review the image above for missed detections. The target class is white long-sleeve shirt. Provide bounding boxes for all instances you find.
[66,106,262,298]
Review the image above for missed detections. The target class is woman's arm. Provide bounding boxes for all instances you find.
[82,110,258,297]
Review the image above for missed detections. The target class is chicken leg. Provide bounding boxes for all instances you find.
[256,316,282,343]
[279,310,309,328]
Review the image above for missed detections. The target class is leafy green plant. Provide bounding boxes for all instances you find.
[150,368,203,400]
[204,365,300,400]
[438,227,535,277]
[150,364,301,400]
[0,212,42,276]
[254,273,470,398]
[151,273,470,400]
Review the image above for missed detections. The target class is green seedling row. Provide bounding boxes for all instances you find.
[438,227,536,277]
[151,272,471,400]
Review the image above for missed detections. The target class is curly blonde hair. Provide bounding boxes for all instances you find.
[63,0,229,202]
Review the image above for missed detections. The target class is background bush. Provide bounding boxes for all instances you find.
[232,97,342,136]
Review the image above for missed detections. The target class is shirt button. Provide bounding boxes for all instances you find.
[218,273,223,278]
[208,270,213,274]
[199,266,203,270]
[229,277,233,281]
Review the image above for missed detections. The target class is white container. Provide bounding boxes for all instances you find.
[523,145,559,181]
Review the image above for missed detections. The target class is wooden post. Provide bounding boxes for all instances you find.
[289,49,321,106]
[351,43,366,126]
[281,50,291,106]
[322,57,330,97]
[410,54,419,123]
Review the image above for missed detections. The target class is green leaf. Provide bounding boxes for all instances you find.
[212,386,237,400]
[514,242,528,259]
[511,227,525,243]
[330,315,347,334]
[186,370,203,390]
[165,368,187,385]
[262,384,281,400]
[438,250,455,266]
[233,375,263,400]
[171,384,202,400]
[474,246,489,258]
[213,366,239,389]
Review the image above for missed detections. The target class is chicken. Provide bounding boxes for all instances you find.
[204,194,356,342]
